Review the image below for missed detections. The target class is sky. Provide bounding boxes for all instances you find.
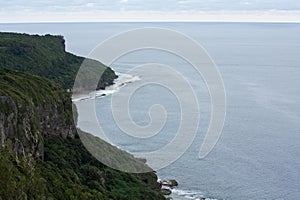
[0,0,300,22]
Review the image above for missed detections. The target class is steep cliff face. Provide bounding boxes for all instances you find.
[0,70,164,199]
[0,95,41,157]
[0,32,164,199]
[0,69,75,157]
[0,32,117,90]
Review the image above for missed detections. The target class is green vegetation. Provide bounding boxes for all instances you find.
[0,68,70,111]
[0,68,74,155]
[0,142,46,200]
[40,135,163,200]
[0,32,165,199]
[0,32,117,90]
[0,135,164,200]
[78,129,153,173]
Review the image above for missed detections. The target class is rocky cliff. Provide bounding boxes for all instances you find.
[0,32,164,199]
[0,68,164,200]
[0,69,75,156]
[0,32,117,90]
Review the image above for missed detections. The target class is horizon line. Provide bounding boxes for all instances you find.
[1,21,300,24]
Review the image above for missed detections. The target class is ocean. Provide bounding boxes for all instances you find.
[1,22,299,199]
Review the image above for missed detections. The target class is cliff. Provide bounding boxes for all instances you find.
[0,33,164,199]
[0,32,117,90]
[0,69,75,156]
[0,68,164,200]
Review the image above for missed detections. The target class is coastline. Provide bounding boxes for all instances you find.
[72,72,218,200]
[72,73,141,102]
[73,72,181,197]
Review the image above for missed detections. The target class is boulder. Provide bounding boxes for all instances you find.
[161,188,172,195]
[161,179,178,188]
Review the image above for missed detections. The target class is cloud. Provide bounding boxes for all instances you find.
[1,10,300,23]
[178,0,197,4]
[1,0,300,22]
[1,0,300,12]
[86,3,95,8]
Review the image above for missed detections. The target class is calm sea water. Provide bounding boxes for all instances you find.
[1,22,300,199]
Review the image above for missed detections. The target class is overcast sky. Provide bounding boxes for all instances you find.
[1,0,300,22]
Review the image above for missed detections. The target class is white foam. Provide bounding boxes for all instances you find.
[71,93,95,102]
[72,73,140,102]
[170,189,220,200]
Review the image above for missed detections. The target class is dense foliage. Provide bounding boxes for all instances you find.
[0,142,46,200]
[0,135,165,200]
[0,69,164,199]
[0,68,74,156]
[0,33,164,199]
[41,135,164,200]
[0,68,70,113]
[0,32,117,90]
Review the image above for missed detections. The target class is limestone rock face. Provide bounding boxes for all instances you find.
[0,69,76,158]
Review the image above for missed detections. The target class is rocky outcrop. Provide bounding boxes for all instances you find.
[161,188,172,195]
[0,69,76,158]
[159,179,179,196]
[37,102,76,138]
[160,179,179,188]
[137,172,162,191]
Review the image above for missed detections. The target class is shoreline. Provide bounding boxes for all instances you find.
[72,72,217,200]
[72,73,141,102]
